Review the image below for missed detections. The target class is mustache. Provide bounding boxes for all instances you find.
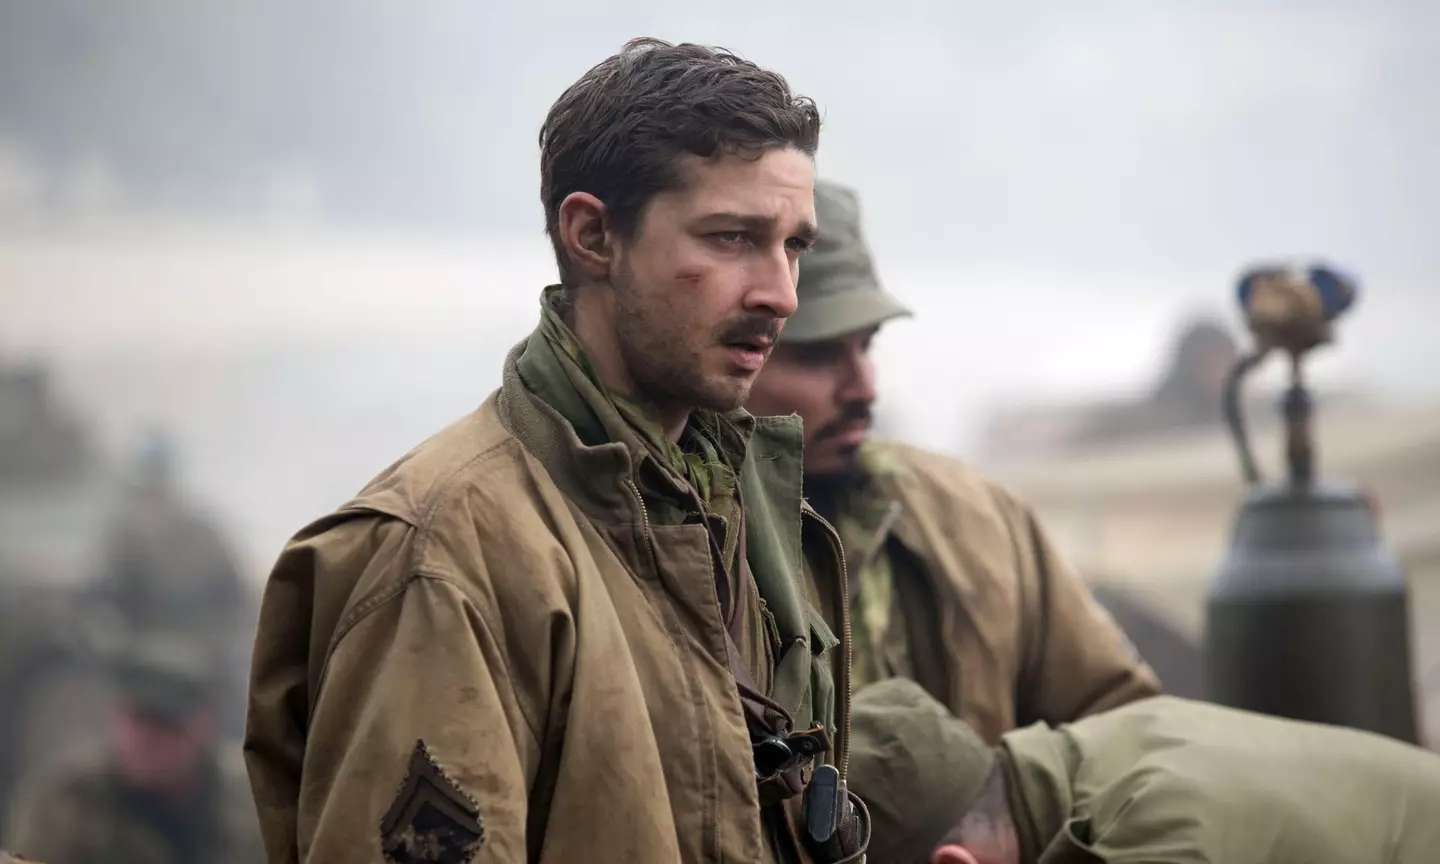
[716,313,782,346]
[813,402,873,442]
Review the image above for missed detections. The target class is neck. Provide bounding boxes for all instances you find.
[568,286,690,442]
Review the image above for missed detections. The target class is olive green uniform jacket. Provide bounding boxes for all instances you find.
[4,747,261,864]
[833,441,1159,743]
[244,310,858,863]
[1005,695,1440,862]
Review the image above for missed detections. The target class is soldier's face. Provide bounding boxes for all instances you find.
[112,702,217,791]
[602,149,816,418]
[745,327,879,476]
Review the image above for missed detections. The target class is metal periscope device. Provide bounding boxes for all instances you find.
[1204,262,1419,743]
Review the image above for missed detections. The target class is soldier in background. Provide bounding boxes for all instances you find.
[88,432,246,637]
[3,632,262,864]
[744,178,1159,742]
[84,432,252,737]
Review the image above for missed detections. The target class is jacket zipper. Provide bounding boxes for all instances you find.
[635,476,853,779]
[626,479,656,563]
[805,507,853,781]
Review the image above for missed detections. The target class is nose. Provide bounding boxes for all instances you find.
[838,345,878,404]
[742,247,800,320]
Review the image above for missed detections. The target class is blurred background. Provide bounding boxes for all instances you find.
[2,0,1439,849]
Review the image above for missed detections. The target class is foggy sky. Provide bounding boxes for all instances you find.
[2,2,1439,270]
[3,1,1439,578]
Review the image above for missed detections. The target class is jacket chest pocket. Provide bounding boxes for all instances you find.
[775,604,840,735]
[646,523,734,659]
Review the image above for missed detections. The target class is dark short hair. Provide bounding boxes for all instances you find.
[539,37,822,284]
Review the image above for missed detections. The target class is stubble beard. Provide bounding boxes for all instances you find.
[612,273,750,415]
[803,455,865,493]
[801,438,869,521]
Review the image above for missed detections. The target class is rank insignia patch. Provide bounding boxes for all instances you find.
[380,739,485,864]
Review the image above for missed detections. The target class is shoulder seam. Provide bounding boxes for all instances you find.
[314,569,545,751]
[409,437,526,565]
[327,437,528,635]
[335,435,525,530]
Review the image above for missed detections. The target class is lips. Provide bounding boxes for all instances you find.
[831,418,870,444]
[817,411,872,449]
[725,335,774,353]
[717,315,780,373]
[723,339,771,372]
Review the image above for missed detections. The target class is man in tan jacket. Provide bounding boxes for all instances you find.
[245,39,867,864]
[745,179,1160,744]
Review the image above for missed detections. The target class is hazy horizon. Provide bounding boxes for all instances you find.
[5,1,1438,578]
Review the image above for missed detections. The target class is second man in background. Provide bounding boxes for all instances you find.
[746,179,1160,742]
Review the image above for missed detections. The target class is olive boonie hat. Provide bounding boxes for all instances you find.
[111,631,221,721]
[847,678,997,864]
[782,179,911,343]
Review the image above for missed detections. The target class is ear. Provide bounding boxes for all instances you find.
[557,191,613,283]
[932,844,980,864]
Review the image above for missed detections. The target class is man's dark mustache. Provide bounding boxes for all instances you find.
[717,314,782,346]
[814,402,873,442]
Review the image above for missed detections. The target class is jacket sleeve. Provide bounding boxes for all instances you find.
[298,574,541,863]
[244,516,550,864]
[1004,496,1162,724]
